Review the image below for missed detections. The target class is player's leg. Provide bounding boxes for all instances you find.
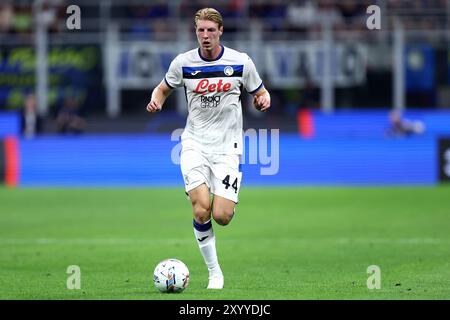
[210,154,241,226]
[206,187,239,289]
[206,154,242,289]
[180,148,222,289]
[212,195,236,226]
[188,184,224,289]
[189,183,211,224]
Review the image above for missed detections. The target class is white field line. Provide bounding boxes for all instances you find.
[0,238,447,246]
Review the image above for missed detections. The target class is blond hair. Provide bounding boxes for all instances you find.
[194,8,223,29]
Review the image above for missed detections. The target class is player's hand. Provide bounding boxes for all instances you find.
[253,93,271,112]
[146,100,162,113]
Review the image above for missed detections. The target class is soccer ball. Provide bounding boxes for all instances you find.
[153,258,190,293]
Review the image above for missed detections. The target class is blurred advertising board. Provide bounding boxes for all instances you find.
[0,46,103,112]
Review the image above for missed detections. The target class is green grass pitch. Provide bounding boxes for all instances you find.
[1,186,449,299]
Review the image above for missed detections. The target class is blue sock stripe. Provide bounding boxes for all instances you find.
[193,219,212,232]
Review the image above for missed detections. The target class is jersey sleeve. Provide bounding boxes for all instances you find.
[164,55,183,89]
[243,54,263,94]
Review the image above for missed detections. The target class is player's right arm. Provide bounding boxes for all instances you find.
[146,80,173,113]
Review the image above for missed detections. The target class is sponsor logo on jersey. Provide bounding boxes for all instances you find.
[182,65,243,79]
[200,95,221,108]
[224,66,234,76]
[194,79,232,95]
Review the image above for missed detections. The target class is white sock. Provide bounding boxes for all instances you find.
[193,219,222,277]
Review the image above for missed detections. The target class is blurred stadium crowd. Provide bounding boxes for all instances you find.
[1,0,449,35]
[1,0,449,39]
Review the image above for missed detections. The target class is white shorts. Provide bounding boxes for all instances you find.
[180,148,242,203]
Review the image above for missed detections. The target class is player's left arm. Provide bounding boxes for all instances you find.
[252,87,271,112]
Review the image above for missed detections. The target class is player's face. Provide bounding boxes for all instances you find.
[195,20,223,52]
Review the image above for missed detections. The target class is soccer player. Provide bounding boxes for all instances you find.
[146,8,270,289]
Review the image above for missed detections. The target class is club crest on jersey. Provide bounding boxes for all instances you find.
[224,66,234,76]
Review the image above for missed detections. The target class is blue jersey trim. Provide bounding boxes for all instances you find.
[193,219,212,232]
[198,45,225,62]
[182,65,243,74]
[249,82,264,94]
[164,77,174,89]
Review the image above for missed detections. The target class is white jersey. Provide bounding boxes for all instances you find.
[164,45,263,155]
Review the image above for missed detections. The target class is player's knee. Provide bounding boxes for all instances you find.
[213,209,234,226]
[192,201,211,224]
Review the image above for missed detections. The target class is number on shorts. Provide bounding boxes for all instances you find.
[222,175,238,193]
